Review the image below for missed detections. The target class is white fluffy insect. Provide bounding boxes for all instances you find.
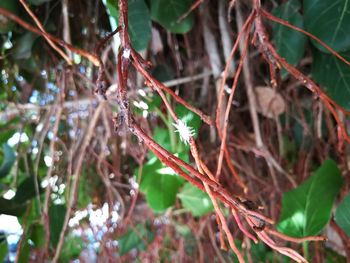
[173,120,195,145]
[122,48,131,59]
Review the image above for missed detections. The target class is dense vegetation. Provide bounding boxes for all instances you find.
[0,0,350,262]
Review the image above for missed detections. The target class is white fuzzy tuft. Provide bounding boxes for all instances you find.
[173,120,195,145]
[122,48,131,59]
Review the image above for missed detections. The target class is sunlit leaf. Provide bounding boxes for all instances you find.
[139,156,185,213]
[178,182,213,217]
[278,159,342,237]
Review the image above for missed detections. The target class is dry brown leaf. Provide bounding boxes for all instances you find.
[255,86,286,118]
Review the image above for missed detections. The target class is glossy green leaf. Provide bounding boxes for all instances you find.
[278,159,342,237]
[106,0,151,51]
[145,173,183,212]
[140,157,184,212]
[128,0,152,51]
[311,49,350,109]
[106,0,118,18]
[49,204,66,247]
[142,160,184,212]
[304,0,350,52]
[272,0,306,72]
[0,143,16,178]
[151,0,194,33]
[335,191,350,238]
[118,223,154,255]
[178,182,213,217]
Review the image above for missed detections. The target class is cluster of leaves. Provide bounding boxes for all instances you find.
[272,0,350,109]
[1,0,350,261]
[137,102,213,215]
[105,0,194,51]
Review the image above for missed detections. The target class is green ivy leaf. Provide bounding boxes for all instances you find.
[304,0,350,52]
[0,143,16,178]
[140,157,184,213]
[151,0,194,34]
[272,0,306,75]
[128,0,152,51]
[106,0,151,51]
[335,191,350,238]
[178,182,213,217]
[49,204,67,248]
[118,223,154,256]
[145,173,183,212]
[311,49,350,110]
[278,159,342,237]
